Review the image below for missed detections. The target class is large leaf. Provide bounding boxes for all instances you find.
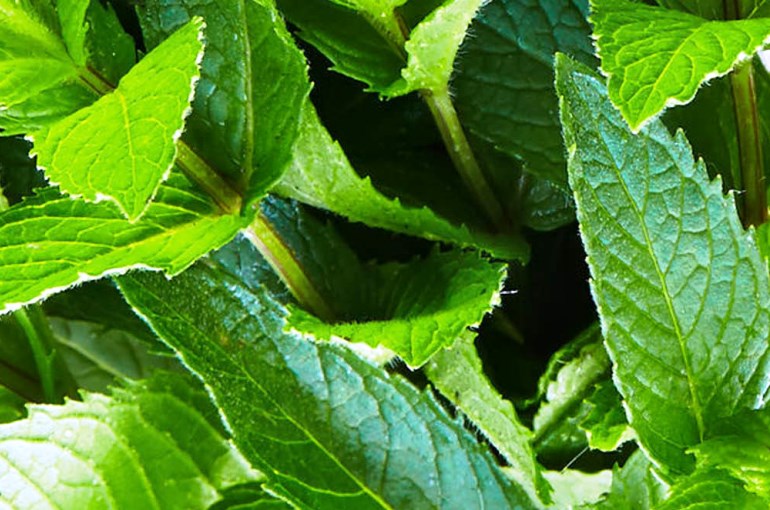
[0,372,261,509]
[117,262,537,509]
[274,102,529,260]
[425,334,551,503]
[32,19,204,220]
[0,0,96,134]
[453,0,595,185]
[557,55,770,476]
[0,172,245,315]
[591,0,770,131]
[656,468,767,510]
[137,0,310,203]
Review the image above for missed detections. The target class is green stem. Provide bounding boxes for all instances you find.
[730,60,767,227]
[175,142,243,214]
[725,1,767,227]
[245,213,336,322]
[377,11,507,229]
[13,307,71,403]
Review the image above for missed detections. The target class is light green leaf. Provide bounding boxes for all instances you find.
[288,249,505,368]
[543,469,612,509]
[425,334,551,503]
[0,372,260,509]
[580,379,632,452]
[656,468,767,510]
[137,0,310,203]
[453,0,595,185]
[117,262,537,509]
[274,102,529,260]
[557,54,770,476]
[386,0,484,97]
[591,0,770,131]
[0,171,245,315]
[57,0,89,65]
[591,451,668,510]
[32,19,204,220]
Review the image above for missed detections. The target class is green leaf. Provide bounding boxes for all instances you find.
[656,468,767,510]
[0,372,260,509]
[386,0,484,97]
[117,262,537,509]
[50,317,182,392]
[56,0,89,65]
[591,0,770,131]
[276,0,404,91]
[288,248,505,368]
[453,0,595,185]
[0,385,25,424]
[82,0,136,84]
[137,0,310,202]
[591,451,668,510]
[32,19,204,220]
[557,54,770,476]
[425,334,551,503]
[274,102,529,260]
[543,469,612,509]
[0,172,245,314]
[0,0,96,134]
[580,379,632,452]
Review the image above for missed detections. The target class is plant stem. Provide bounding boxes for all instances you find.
[377,11,507,229]
[13,307,70,403]
[175,142,243,214]
[725,0,767,227]
[245,212,336,322]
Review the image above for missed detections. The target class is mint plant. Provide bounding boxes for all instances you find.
[2,0,770,508]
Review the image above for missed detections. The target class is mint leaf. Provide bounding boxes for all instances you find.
[274,103,529,260]
[117,263,537,509]
[557,54,770,475]
[0,372,259,509]
[592,451,668,510]
[0,172,245,314]
[591,0,770,131]
[544,469,612,509]
[137,0,310,203]
[32,19,204,220]
[0,0,95,134]
[453,0,595,185]
[656,468,767,510]
[386,0,484,97]
[580,379,632,452]
[57,0,89,65]
[425,335,551,503]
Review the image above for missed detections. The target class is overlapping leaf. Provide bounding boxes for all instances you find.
[453,0,594,185]
[117,261,537,509]
[591,0,770,131]
[137,0,310,203]
[274,103,529,259]
[0,172,245,315]
[0,372,261,509]
[32,19,204,220]
[557,55,770,475]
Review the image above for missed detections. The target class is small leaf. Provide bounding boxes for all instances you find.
[543,469,612,509]
[386,0,484,97]
[591,0,770,131]
[557,54,770,475]
[57,0,90,65]
[0,372,260,509]
[592,450,668,510]
[32,19,204,220]
[0,172,246,315]
[117,261,537,509]
[656,468,767,510]
[580,379,632,452]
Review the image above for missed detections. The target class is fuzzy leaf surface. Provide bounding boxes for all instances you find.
[557,55,770,475]
[32,19,203,220]
[117,262,536,509]
[0,172,245,315]
[592,0,770,131]
[453,0,594,185]
[138,0,310,202]
[0,372,259,509]
[386,0,484,96]
[274,103,529,260]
